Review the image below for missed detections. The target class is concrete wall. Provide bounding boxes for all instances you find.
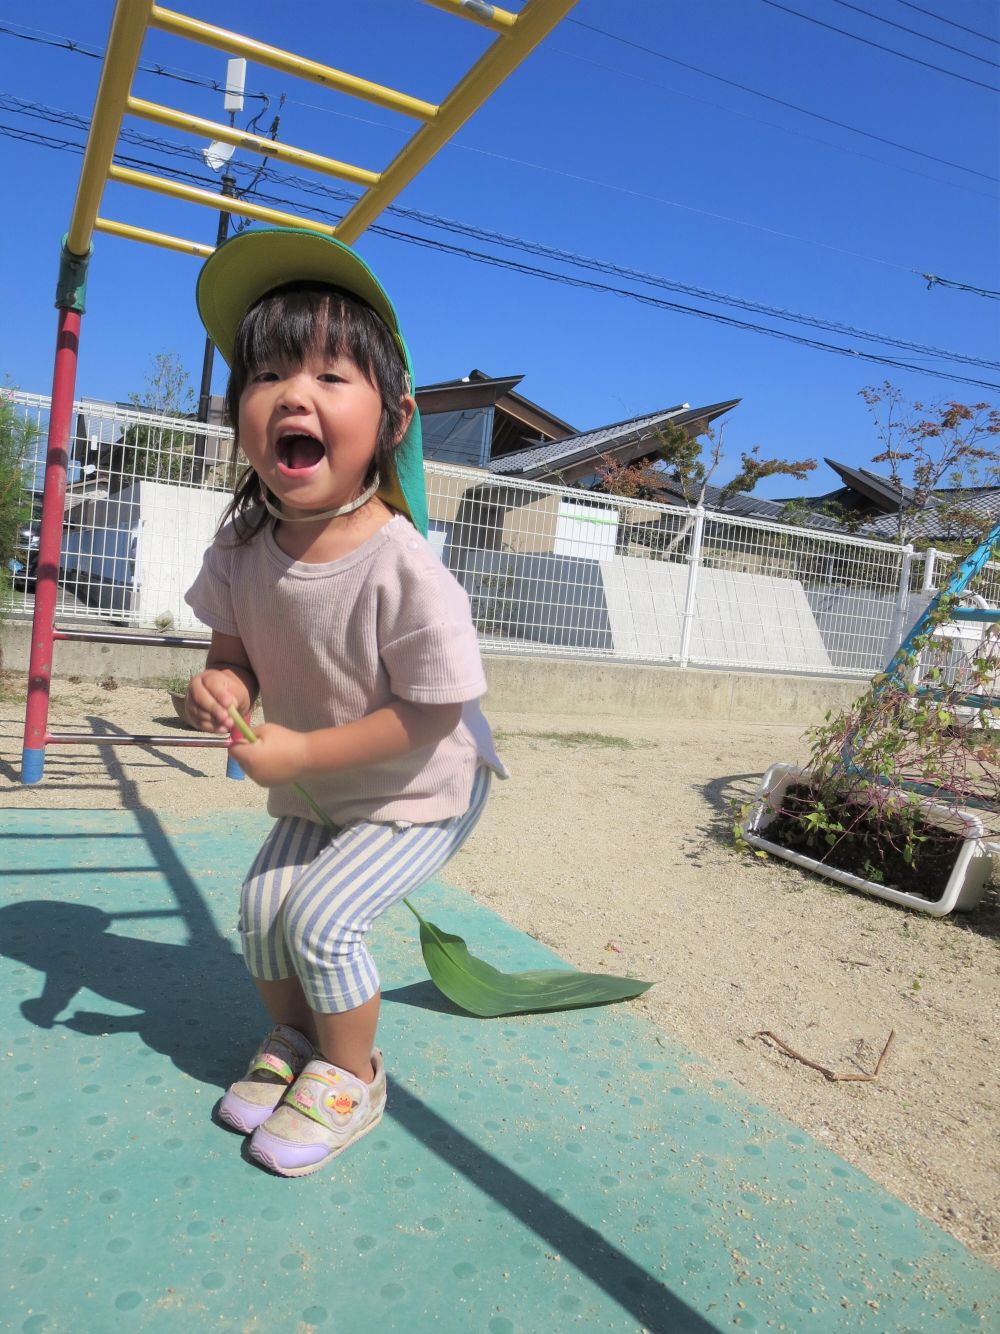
[1,617,863,724]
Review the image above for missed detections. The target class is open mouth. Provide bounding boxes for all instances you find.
[275,433,325,474]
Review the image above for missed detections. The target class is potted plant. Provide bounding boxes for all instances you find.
[737,587,1000,916]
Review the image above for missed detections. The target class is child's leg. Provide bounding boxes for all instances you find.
[245,771,491,1175]
[252,977,317,1045]
[311,992,381,1084]
[283,767,492,1079]
[239,815,330,1000]
[216,817,331,1134]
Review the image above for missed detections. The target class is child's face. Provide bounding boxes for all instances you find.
[238,345,389,517]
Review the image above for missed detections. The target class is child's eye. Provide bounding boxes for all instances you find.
[251,370,278,383]
[317,372,344,384]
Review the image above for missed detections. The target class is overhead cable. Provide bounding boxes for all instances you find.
[0,20,270,101]
[2,15,995,190]
[892,1,1000,48]
[566,19,998,183]
[758,0,1000,92]
[921,274,1000,301]
[4,91,995,371]
[832,0,1000,68]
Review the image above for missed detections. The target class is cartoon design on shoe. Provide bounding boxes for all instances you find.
[247,1051,386,1176]
[217,1024,315,1134]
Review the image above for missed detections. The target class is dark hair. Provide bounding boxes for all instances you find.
[220,281,410,541]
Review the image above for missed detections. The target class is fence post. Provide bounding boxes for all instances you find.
[885,543,915,664]
[921,546,937,592]
[678,506,706,668]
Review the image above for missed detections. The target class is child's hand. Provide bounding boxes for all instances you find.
[186,670,251,734]
[230,723,311,789]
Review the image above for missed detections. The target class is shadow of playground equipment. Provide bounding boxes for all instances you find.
[0,897,254,1088]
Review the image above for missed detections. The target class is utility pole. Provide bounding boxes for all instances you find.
[193,57,246,481]
[195,169,235,427]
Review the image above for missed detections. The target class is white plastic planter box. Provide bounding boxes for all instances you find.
[743,762,993,916]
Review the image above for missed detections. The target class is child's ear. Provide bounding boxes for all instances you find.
[395,394,416,444]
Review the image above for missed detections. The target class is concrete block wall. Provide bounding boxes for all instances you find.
[2,617,863,725]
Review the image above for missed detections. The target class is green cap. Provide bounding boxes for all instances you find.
[196,225,427,535]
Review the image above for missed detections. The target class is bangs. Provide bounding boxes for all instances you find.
[235,282,389,385]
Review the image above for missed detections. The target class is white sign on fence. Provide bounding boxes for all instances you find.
[553,501,619,560]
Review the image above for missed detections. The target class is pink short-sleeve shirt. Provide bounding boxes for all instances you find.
[185,514,505,825]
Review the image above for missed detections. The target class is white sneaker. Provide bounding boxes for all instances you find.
[217,1024,314,1134]
[247,1051,386,1177]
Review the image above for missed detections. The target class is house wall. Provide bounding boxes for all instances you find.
[501,492,560,554]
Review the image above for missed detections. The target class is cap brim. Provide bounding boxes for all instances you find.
[196,227,402,368]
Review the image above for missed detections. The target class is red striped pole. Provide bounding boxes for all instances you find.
[21,306,81,782]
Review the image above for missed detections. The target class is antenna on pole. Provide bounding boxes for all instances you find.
[195,57,245,439]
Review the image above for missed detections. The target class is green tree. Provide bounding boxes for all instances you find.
[114,351,197,487]
[0,387,40,632]
[593,415,816,553]
[857,383,1000,548]
[595,416,815,506]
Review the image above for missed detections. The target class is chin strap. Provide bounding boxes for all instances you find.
[262,472,381,524]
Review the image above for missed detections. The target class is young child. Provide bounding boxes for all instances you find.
[184,226,504,1177]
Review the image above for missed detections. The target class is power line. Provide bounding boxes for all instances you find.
[369,226,1000,393]
[832,0,1000,68]
[0,20,270,101]
[6,91,996,372]
[921,274,1000,301]
[892,1,1000,49]
[565,19,998,183]
[8,114,998,391]
[758,0,1000,92]
[3,13,996,195]
[274,167,1000,371]
[242,153,1000,386]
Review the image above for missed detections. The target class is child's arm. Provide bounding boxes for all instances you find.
[185,630,258,734]
[230,701,463,789]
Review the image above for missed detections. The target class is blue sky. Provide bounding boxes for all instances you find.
[1,0,997,498]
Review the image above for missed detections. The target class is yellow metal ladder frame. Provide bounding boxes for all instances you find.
[20,0,578,784]
[74,0,579,259]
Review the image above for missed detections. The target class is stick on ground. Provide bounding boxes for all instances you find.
[753,1029,896,1082]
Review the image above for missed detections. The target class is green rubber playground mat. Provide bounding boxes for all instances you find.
[1,807,997,1333]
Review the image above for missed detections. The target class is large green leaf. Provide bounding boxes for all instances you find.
[229,707,655,1018]
[407,902,654,1018]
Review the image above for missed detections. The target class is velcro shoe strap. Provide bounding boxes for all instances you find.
[289,1073,363,1130]
[249,1051,295,1083]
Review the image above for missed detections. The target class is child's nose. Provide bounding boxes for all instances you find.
[277,375,312,411]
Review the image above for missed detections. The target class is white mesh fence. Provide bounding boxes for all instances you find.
[7,390,236,631]
[7,391,932,677]
[425,466,911,677]
[908,547,1000,696]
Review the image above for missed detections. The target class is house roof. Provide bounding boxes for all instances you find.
[863,488,1000,541]
[489,399,740,480]
[415,370,577,444]
[785,460,1000,541]
[653,477,851,531]
[415,373,527,415]
[824,458,919,510]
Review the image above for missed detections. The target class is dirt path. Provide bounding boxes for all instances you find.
[2,676,998,1266]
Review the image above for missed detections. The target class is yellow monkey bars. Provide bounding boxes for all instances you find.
[22,0,578,784]
[69,0,577,258]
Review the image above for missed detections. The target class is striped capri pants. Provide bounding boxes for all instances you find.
[238,766,491,1013]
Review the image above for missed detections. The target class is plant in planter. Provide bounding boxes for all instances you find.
[737,581,1000,916]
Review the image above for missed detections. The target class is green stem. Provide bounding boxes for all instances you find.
[227,703,418,909]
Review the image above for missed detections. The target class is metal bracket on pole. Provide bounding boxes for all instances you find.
[55,235,92,313]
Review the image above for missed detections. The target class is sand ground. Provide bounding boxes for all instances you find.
[2,676,998,1267]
